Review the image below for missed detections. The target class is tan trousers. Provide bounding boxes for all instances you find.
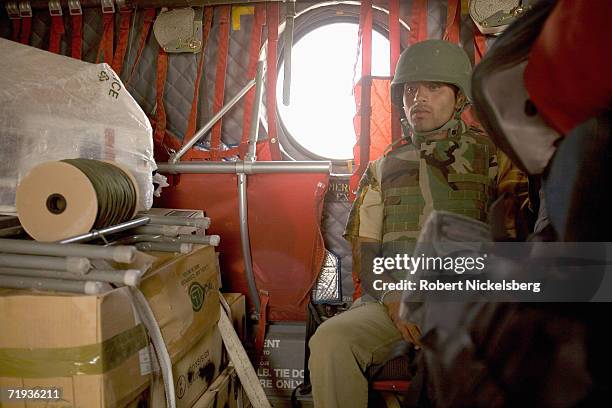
[308,301,403,408]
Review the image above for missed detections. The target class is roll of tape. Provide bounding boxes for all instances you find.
[17,161,99,242]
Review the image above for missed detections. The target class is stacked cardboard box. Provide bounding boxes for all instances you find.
[192,366,252,408]
[0,245,222,408]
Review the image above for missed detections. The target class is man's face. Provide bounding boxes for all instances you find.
[403,81,458,132]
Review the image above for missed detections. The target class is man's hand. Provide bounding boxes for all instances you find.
[383,292,422,348]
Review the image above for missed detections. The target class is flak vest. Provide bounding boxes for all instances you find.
[378,127,497,258]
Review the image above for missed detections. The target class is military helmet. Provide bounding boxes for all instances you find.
[391,40,473,107]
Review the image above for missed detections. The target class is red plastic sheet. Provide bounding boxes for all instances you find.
[156,172,329,321]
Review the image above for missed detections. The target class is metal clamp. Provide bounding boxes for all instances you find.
[18,1,32,18]
[5,1,20,19]
[68,0,82,16]
[48,0,62,16]
[101,0,115,14]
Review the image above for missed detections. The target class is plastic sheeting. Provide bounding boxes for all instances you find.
[0,39,155,212]
[156,172,329,321]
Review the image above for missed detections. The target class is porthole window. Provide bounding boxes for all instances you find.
[276,23,391,161]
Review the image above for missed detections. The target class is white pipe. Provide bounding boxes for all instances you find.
[0,254,90,274]
[0,274,105,294]
[157,161,332,175]
[0,267,142,286]
[0,239,136,263]
[238,173,260,313]
[171,79,256,164]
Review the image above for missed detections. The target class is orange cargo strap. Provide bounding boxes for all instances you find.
[153,48,169,146]
[97,7,115,63]
[19,14,32,45]
[240,4,266,156]
[210,6,231,160]
[254,290,270,359]
[48,3,65,54]
[389,0,401,143]
[474,29,487,64]
[10,18,21,42]
[127,8,156,85]
[265,2,281,160]
[183,7,214,147]
[356,0,373,177]
[410,0,428,44]
[70,13,83,59]
[111,7,133,74]
[443,0,461,44]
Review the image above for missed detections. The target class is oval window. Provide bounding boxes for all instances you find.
[276,23,391,160]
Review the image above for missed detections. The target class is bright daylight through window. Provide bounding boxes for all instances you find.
[276,23,390,160]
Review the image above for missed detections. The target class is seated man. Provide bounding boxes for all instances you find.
[308,40,528,408]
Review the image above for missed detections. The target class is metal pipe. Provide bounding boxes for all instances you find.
[0,254,91,274]
[176,234,220,246]
[0,274,106,294]
[135,242,192,253]
[238,173,260,313]
[171,79,256,164]
[0,226,24,238]
[0,267,142,286]
[157,161,332,175]
[0,239,137,263]
[59,217,151,244]
[246,61,265,162]
[111,234,220,247]
[283,0,296,106]
[137,214,211,229]
[133,225,181,237]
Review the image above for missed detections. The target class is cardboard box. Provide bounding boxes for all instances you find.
[147,325,226,408]
[0,245,220,408]
[139,245,220,362]
[222,293,246,342]
[0,287,149,408]
[192,366,251,408]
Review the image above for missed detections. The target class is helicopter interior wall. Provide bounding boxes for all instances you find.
[0,0,496,308]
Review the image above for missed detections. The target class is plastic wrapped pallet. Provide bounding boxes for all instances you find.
[0,38,155,212]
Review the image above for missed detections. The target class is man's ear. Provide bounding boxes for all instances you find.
[455,91,467,111]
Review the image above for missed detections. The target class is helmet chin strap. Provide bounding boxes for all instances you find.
[402,102,469,146]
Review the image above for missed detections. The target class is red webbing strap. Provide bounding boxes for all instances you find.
[183,7,214,149]
[19,16,31,45]
[410,0,428,44]
[474,29,487,64]
[11,19,21,42]
[254,291,270,359]
[97,12,114,63]
[389,0,401,143]
[443,0,461,44]
[210,6,231,161]
[70,14,83,59]
[127,8,156,85]
[48,15,65,54]
[356,0,372,178]
[153,49,169,146]
[111,9,133,74]
[265,2,281,160]
[240,4,266,156]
